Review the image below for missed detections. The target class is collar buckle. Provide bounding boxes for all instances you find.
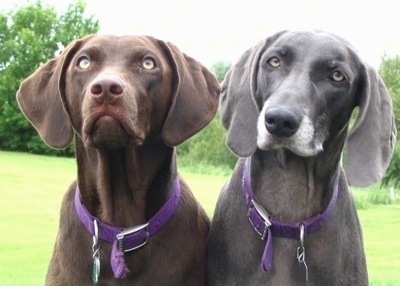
[251,199,272,240]
[116,223,150,253]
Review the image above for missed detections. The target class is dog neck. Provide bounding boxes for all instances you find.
[242,157,339,272]
[250,144,342,222]
[74,136,176,227]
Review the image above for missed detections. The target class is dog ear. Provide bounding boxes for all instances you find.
[344,64,397,187]
[16,36,90,149]
[220,41,265,157]
[161,42,221,146]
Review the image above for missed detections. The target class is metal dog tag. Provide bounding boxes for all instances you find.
[92,254,100,284]
[92,220,100,284]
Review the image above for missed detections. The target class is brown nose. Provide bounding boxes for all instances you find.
[90,76,125,103]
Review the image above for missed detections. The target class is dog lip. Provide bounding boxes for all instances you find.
[82,112,144,146]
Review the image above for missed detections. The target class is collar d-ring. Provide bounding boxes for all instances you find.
[93,219,99,246]
[299,223,305,247]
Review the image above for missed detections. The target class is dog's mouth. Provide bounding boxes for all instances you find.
[257,110,324,157]
[84,115,144,149]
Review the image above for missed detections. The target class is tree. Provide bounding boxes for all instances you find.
[177,61,237,172]
[211,61,231,83]
[378,54,400,188]
[378,54,400,133]
[0,0,99,155]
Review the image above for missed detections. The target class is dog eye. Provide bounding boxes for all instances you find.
[267,57,280,68]
[77,57,91,70]
[141,57,156,70]
[331,71,345,82]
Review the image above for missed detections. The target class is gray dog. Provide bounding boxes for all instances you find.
[207,30,396,285]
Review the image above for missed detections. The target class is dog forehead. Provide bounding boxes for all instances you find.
[283,30,346,43]
[78,35,164,59]
[264,30,357,67]
[275,31,348,53]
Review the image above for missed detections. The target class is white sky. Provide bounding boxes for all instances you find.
[1,0,399,69]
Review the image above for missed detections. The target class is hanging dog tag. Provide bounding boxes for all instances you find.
[92,252,100,284]
[92,220,100,284]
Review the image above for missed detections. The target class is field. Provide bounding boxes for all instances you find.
[0,151,399,285]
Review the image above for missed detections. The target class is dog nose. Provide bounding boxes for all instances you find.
[90,76,124,102]
[264,107,301,138]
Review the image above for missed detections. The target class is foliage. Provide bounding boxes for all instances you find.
[379,54,400,134]
[177,112,237,172]
[0,0,99,156]
[177,61,236,170]
[353,183,400,210]
[210,61,231,82]
[380,142,400,188]
[378,55,400,187]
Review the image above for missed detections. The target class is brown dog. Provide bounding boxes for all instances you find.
[17,34,220,285]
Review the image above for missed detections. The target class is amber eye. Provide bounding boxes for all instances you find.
[141,57,156,70]
[78,57,91,69]
[331,71,345,82]
[267,57,280,68]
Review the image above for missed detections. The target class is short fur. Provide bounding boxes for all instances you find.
[207,30,396,285]
[17,34,220,285]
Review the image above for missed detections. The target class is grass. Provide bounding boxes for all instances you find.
[0,150,399,285]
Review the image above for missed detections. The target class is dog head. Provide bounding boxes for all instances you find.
[17,34,220,150]
[221,30,396,187]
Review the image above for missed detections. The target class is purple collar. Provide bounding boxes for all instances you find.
[242,158,338,272]
[74,176,181,281]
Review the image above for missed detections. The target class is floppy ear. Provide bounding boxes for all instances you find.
[220,40,266,157]
[344,64,397,187]
[161,42,220,146]
[16,36,91,149]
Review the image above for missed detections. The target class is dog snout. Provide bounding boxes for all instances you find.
[90,76,125,103]
[264,107,301,138]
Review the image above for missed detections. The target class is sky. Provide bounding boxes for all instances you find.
[1,0,399,69]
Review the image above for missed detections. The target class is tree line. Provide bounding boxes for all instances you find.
[0,0,98,157]
[0,1,398,186]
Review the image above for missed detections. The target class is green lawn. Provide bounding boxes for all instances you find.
[0,151,399,285]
